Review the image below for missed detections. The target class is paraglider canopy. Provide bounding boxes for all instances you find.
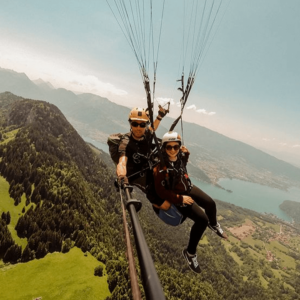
[107,0,230,132]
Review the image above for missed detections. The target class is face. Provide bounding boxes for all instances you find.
[165,142,180,159]
[130,120,147,138]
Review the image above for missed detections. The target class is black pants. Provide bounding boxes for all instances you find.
[177,185,217,255]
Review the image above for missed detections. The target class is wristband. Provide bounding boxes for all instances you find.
[156,116,162,121]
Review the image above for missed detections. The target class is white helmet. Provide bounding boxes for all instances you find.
[162,131,181,145]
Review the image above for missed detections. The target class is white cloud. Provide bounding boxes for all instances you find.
[187,104,197,110]
[292,144,300,148]
[185,104,216,115]
[156,97,175,105]
[0,41,127,97]
[196,109,216,116]
[280,143,287,146]
[65,74,127,96]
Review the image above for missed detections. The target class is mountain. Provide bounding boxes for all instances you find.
[1,93,300,300]
[280,201,300,225]
[0,92,127,298]
[0,68,45,100]
[1,67,300,191]
[164,119,300,190]
[33,78,55,90]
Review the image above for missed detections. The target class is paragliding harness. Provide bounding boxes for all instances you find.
[142,76,184,227]
[107,132,131,165]
[107,129,161,193]
[156,203,183,226]
[153,151,192,226]
[164,151,192,192]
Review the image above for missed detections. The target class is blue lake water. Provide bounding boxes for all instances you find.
[191,178,300,222]
[82,136,109,153]
[83,138,300,222]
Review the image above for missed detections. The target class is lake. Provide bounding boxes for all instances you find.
[84,138,300,222]
[82,136,109,153]
[191,177,300,222]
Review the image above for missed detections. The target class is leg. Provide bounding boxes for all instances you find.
[188,185,228,240]
[179,203,208,274]
[178,202,208,254]
[188,185,217,226]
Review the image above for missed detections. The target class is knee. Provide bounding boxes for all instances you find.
[207,198,216,211]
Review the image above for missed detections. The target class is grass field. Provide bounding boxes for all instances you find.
[0,247,110,300]
[268,241,296,269]
[223,242,243,266]
[266,223,281,233]
[0,175,28,249]
[289,236,300,251]
[1,175,110,299]
[257,270,269,288]
[199,234,209,245]
[0,128,19,145]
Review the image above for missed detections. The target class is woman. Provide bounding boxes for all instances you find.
[153,131,227,273]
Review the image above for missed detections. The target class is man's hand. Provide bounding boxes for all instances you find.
[118,175,129,187]
[158,105,168,119]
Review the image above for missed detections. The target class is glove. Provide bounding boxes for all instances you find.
[158,105,168,119]
[118,175,129,187]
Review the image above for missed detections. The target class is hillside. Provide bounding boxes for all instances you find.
[280,201,300,227]
[0,93,128,299]
[1,67,300,191]
[1,92,300,299]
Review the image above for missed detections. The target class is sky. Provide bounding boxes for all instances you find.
[0,0,299,166]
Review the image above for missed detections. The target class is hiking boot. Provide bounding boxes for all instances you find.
[208,222,228,239]
[182,249,201,274]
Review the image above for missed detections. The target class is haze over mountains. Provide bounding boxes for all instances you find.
[1,67,299,191]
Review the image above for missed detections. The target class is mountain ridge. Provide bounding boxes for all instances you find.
[0,67,299,191]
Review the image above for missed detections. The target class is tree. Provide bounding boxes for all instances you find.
[61,238,72,253]
[94,265,104,277]
[0,231,15,258]
[1,212,7,223]
[35,242,47,259]
[25,195,30,206]
[21,245,33,262]
[6,212,11,225]
[15,215,28,238]
[3,244,22,264]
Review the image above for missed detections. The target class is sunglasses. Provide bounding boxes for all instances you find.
[166,144,180,151]
[131,121,147,128]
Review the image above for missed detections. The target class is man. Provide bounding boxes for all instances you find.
[116,106,167,193]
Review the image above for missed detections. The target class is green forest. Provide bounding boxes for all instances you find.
[280,201,300,226]
[0,92,300,300]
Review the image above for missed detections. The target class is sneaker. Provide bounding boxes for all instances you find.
[208,222,228,240]
[182,249,201,274]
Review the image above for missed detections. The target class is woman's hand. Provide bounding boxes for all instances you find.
[182,196,194,205]
[180,145,189,153]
